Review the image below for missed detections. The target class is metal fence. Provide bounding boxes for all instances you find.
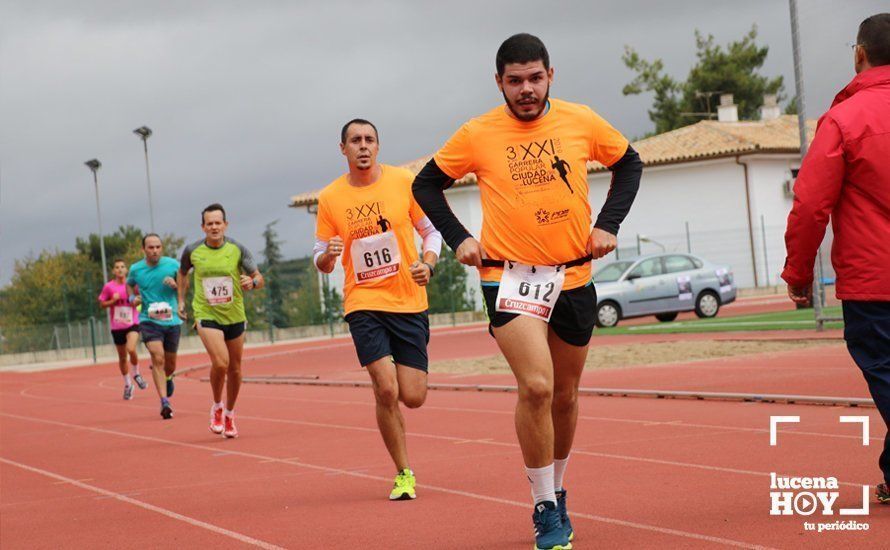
[2,220,836,357]
[608,220,834,291]
[0,317,111,357]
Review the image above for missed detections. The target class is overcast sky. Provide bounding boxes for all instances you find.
[0,0,883,285]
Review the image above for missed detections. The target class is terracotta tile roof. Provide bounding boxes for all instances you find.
[290,115,816,207]
[587,114,816,172]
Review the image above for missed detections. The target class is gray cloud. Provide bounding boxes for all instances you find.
[1,0,884,284]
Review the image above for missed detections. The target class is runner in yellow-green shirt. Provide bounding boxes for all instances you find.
[177,203,264,439]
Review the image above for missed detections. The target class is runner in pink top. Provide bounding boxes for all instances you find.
[98,259,146,400]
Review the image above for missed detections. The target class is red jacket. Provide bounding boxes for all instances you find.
[783,65,890,301]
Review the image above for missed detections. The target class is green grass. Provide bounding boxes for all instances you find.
[595,306,844,335]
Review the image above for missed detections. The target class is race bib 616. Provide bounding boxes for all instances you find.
[350,231,401,284]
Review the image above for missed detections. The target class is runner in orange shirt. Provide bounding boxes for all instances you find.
[413,34,643,549]
[314,119,442,501]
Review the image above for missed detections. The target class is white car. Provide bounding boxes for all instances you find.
[593,253,737,328]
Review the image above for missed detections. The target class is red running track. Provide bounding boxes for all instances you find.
[2,321,885,548]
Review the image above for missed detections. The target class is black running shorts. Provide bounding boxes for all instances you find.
[198,319,247,341]
[344,310,430,372]
[111,324,140,346]
[481,283,597,347]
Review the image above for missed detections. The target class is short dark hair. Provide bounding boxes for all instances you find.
[141,233,161,247]
[113,258,126,266]
[340,119,379,144]
[858,13,890,66]
[496,33,550,76]
[201,203,226,225]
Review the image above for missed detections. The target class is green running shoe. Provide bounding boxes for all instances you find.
[389,469,416,501]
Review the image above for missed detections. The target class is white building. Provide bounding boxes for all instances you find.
[290,95,819,309]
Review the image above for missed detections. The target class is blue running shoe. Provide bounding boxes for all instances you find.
[556,490,573,541]
[166,376,175,397]
[160,398,173,420]
[532,501,571,550]
[133,373,147,390]
[123,385,134,401]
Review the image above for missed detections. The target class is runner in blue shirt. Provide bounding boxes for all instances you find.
[127,233,182,419]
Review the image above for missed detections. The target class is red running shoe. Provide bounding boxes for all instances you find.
[223,412,238,439]
[210,405,224,435]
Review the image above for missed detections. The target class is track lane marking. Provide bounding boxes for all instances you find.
[1,412,769,548]
[0,456,285,550]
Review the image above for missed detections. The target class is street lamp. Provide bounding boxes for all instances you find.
[639,235,666,253]
[133,125,155,232]
[84,159,109,283]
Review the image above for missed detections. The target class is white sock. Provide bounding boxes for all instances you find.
[123,374,132,387]
[132,363,141,375]
[225,409,234,417]
[213,402,224,411]
[554,456,570,492]
[526,464,556,505]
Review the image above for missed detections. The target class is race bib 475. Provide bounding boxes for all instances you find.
[202,276,234,305]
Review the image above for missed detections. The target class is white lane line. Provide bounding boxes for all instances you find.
[0,456,285,550]
[0,413,768,548]
[7,383,882,456]
[5,387,880,483]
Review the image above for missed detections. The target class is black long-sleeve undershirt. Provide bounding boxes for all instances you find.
[594,144,643,235]
[411,161,472,252]
[412,144,643,252]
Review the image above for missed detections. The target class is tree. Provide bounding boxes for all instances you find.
[623,26,786,135]
[426,248,476,314]
[76,225,184,273]
[1,226,186,330]
[321,276,343,323]
[0,250,103,328]
[261,220,288,327]
[288,265,323,327]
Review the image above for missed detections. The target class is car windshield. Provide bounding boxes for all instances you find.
[594,261,633,282]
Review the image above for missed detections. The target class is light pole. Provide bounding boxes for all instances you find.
[789,0,830,330]
[639,235,666,253]
[84,159,109,283]
[133,126,155,232]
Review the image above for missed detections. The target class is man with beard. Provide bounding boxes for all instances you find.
[412,33,642,549]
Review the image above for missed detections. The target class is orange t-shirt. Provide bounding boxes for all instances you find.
[434,98,629,290]
[316,164,429,315]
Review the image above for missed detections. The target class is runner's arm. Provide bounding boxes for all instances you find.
[313,238,342,274]
[177,247,193,309]
[593,144,643,235]
[176,270,190,312]
[414,216,442,268]
[230,239,264,290]
[97,287,116,309]
[125,282,140,305]
[411,159,474,252]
